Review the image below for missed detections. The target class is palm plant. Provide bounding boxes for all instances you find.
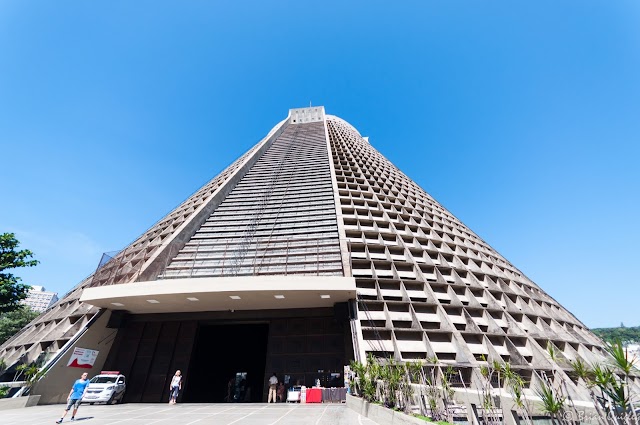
[425,374,441,419]
[440,365,456,423]
[536,380,566,425]
[474,356,501,425]
[570,358,594,385]
[350,357,379,402]
[350,359,366,396]
[477,363,492,425]
[390,362,404,408]
[21,364,43,395]
[14,363,29,382]
[606,340,638,377]
[606,340,639,425]
[355,354,384,403]
[607,380,631,415]
[366,354,383,403]
[424,357,444,421]
[592,364,625,425]
[382,360,418,414]
[362,375,377,403]
[407,361,426,415]
[11,363,43,396]
[490,358,508,422]
[400,362,416,414]
[570,359,608,425]
[379,359,403,408]
[501,363,533,425]
[546,342,584,424]
[547,343,562,366]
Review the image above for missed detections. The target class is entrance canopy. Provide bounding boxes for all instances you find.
[79,275,356,314]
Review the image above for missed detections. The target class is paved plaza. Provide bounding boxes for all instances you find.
[4,403,378,425]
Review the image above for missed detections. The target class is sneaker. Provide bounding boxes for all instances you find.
[56,421,62,424]
[71,418,75,421]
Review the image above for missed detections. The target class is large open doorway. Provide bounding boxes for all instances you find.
[183,323,269,403]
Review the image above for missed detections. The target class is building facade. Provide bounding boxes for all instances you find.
[22,286,59,313]
[0,107,635,414]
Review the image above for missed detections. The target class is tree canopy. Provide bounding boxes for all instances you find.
[592,326,640,345]
[0,233,39,313]
[0,305,39,345]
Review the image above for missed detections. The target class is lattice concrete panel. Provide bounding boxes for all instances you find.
[325,115,607,384]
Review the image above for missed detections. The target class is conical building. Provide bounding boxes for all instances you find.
[0,107,626,411]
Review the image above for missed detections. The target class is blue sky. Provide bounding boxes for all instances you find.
[1,1,638,328]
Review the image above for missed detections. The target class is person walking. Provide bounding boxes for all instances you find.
[55,372,90,423]
[267,372,278,403]
[168,370,182,405]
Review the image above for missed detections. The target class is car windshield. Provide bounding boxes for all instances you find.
[90,376,118,384]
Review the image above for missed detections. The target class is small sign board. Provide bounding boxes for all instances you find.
[67,347,99,369]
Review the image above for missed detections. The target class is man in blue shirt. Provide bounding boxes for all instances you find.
[56,372,90,423]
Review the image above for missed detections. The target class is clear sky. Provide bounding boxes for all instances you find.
[1,1,638,328]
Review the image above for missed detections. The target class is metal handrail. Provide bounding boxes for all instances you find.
[226,126,301,276]
[155,235,345,279]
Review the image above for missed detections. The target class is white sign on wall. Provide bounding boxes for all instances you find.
[67,347,99,369]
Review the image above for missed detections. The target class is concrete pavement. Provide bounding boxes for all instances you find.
[3,402,378,425]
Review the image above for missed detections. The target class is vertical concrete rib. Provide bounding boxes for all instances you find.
[159,120,343,278]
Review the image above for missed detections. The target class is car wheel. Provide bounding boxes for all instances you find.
[108,394,116,405]
[89,402,95,405]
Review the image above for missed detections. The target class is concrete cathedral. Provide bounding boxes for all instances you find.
[1,107,627,414]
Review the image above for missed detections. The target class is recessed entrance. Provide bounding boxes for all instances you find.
[183,323,269,403]
[102,308,350,403]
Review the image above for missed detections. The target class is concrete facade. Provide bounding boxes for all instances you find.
[80,275,356,313]
[0,107,632,414]
[31,310,117,404]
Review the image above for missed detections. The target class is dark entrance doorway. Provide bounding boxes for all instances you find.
[183,323,269,403]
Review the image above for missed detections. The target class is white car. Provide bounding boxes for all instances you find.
[81,372,126,405]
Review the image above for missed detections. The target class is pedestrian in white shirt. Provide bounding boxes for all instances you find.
[268,372,278,403]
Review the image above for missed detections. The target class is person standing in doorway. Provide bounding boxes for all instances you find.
[277,382,285,402]
[55,372,90,423]
[267,372,278,403]
[169,370,182,405]
[225,376,235,402]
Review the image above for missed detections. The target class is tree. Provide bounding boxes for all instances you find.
[592,326,640,345]
[0,233,38,313]
[0,305,39,345]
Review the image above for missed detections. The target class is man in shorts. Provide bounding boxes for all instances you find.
[56,372,90,423]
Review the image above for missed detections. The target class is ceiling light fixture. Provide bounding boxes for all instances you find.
[320,295,331,299]
[187,297,199,301]
[111,302,125,307]
[146,299,160,304]
[229,295,241,300]
[274,295,285,299]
